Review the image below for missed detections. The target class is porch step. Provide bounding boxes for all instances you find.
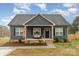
[45,40,53,46]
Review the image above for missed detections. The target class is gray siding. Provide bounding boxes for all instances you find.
[26,27,32,38]
[53,26,67,39]
[25,15,53,26]
[10,26,24,40]
[10,26,68,40]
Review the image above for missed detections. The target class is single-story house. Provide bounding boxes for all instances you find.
[8,14,70,42]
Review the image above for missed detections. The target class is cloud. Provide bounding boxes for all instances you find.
[68,8,78,13]
[13,7,27,14]
[63,4,78,14]
[35,3,47,11]
[0,15,15,26]
[63,3,76,8]
[14,3,31,11]
[48,9,70,16]
[13,3,32,14]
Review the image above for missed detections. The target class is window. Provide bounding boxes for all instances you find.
[15,27,24,36]
[33,28,41,38]
[55,27,63,36]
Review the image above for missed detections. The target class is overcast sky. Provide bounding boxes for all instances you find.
[0,3,79,26]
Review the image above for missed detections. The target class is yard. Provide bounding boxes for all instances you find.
[1,34,79,56]
[0,37,9,46]
[7,39,79,56]
[8,37,79,56]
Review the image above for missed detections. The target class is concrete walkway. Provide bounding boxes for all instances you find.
[0,47,16,56]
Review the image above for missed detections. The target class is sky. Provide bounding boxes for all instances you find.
[0,3,79,26]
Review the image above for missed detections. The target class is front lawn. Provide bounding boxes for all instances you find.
[0,37,9,46]
[8,39,79,56]
[8,48,79,56]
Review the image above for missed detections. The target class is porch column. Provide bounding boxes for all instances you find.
[52,26,53,39]
[67,27,69,39]
[24,25,26,43]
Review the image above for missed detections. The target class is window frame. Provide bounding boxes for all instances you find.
[55,27,63,36]
[15,27,24,36]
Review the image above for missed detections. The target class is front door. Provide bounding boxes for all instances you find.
[45,31,49,38]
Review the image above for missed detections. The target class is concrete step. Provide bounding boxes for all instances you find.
[45,40,53,46]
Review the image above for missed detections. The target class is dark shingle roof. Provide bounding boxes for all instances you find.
[8,14,69,26]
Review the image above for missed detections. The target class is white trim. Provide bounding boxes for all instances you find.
[67,27,69,38]
[24,26,26,42]
[44,28,50,38]
[52,26,53,39]
[15,27,24,36]
[23,14,55,26]
[9,27,11,42]
[25,25,53,26]
[26,39,52,40]
[55,27,63,36]
[23,14,38,25]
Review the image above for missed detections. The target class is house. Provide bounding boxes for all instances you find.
[8,14,69,42]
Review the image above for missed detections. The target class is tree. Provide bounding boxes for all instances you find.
[0,25,9,37]
[69,16,79,34]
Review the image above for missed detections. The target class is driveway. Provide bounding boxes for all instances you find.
[0,47,16,56]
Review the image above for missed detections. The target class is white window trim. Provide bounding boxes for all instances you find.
[55,27,63,36]
[15,27,24,36]
[33,28,41,38]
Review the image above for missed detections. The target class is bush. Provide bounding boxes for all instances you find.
[18,36,22,43]
[54,37,59,42]
[64,38,68,42]
[18,39,22,43]
[38,40,43,43]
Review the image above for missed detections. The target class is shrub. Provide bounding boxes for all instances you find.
[38,40,43,43]
[64,38,68,42]
[54,37,59,42]
[18,36,22,43]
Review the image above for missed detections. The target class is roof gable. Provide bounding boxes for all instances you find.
[25,14,53,26]
[8,14,70,26]
[25,15,53,26]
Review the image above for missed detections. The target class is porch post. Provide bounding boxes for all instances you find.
[24,25,26,43]
[67,27,69,39]
[52,26,53,39]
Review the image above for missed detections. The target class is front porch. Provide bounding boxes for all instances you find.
[24,26,53,40]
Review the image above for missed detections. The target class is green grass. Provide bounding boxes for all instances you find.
[54,39,79,49]
[73,39,79,44]
[54,43,76,48]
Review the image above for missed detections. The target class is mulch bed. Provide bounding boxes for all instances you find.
[1,42,47,47]
[26,43,47,46]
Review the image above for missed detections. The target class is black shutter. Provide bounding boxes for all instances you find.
[14,28,15,36]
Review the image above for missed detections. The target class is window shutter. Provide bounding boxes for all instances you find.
[14,28,15,36]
